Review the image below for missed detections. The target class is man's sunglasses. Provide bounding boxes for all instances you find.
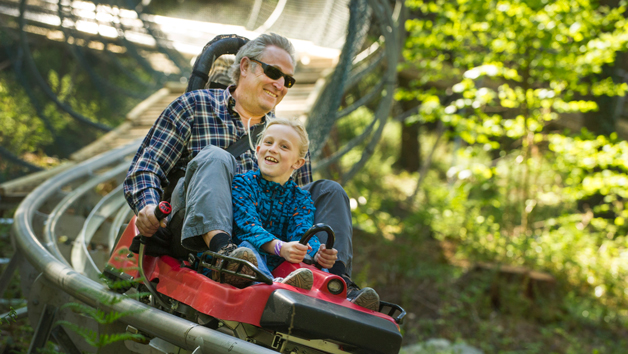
[249,58,296,88]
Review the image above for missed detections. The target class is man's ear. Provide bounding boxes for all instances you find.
[240,57,250,77]
[292,157,306,170]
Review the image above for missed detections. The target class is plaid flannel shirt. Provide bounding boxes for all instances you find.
[123,86,312,214]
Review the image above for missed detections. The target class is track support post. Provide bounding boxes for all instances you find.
[27,304,57,354]
[0,251,20,298]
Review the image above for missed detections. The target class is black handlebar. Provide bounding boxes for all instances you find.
[299,223,335,269]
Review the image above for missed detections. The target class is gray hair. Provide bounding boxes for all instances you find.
[229,33,297,85]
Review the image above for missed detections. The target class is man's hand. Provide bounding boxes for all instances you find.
[280,241,312,263]
[136,204,167,237]
[314,244,338,269]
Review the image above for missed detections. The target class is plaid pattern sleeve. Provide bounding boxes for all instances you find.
[294,151,312,187]
[123,94,196,214]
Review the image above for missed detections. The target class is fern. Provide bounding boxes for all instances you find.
[1,307,17,324]
[60,302,146,325]
[55,321,145,347]
[99,269,144,291]
[105,278,141,291]
[55,268,149,347]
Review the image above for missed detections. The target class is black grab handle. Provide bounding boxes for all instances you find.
[299,223,335,269]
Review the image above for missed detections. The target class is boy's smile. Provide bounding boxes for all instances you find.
[256,124,305,185]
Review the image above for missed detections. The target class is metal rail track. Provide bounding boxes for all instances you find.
[11,140,277,353]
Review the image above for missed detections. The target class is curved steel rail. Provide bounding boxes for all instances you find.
[12,141,276,354]
[44,162,129,267]
[71,182,127,281]
[108,200,135,255]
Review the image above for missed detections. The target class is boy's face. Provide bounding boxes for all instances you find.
[256,124,305,185]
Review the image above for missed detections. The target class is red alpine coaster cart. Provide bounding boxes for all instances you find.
[104,35,406,354]
[105,215,405,354]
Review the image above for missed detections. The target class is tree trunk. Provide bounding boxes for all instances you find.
[395,75,421,172]
[583,61,621,136]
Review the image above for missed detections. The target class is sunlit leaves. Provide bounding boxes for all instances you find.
[550,133,628,200]
[0,73,49,153]
[591,78,628,96]
[402,0,628,147]
[399,0,628,326]
[463,63,521,81]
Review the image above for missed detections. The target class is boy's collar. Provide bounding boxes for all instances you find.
[255,169,295,189]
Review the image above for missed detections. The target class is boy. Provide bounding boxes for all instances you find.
[230,118,379,311]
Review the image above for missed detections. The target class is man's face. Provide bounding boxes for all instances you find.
[239,45,294,115]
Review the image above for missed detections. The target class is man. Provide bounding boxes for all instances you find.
[123,33,377,308]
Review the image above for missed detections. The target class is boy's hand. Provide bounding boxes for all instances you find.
[136,204,167,237]
[280,241,312,263]
[314,244,338,269]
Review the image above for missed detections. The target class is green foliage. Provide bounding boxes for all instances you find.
[551,131,628,238]
[0,223,32,352]
[397,1,628,279]
[102,276,143,292]
[550,132,628,206]
[0,74,49,154]
[408,132,628,322]
[1,307,17,324]
[55,320,145,348]
[338,107,628,352]
[0,38,153,182]
[396,4,628,331]
[54,274,148,349]
[60,301,144,326]
[402,0,628,85]
[400,0,628,149]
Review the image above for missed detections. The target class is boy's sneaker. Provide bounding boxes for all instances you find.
[211,244,258,288]
[347,287,380,311]
[276,268,314,290]
[342,274,380,311]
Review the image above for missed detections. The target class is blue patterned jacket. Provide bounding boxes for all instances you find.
[232,170,320,271]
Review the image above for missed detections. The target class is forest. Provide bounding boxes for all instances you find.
[2,0,628,353]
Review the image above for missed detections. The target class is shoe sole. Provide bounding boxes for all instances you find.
[282,269,313,290]
[351,287,380,311]
[214,248,258,288]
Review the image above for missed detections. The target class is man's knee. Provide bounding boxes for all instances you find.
[322,180,349,199]
[193,145,236,172]
[306,179,349,201]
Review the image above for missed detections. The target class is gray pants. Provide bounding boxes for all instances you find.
[169,145,354,275]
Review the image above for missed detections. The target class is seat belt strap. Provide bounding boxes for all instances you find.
[225,124,265,157]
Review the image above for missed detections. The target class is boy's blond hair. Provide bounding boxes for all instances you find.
[258,118,309,159]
